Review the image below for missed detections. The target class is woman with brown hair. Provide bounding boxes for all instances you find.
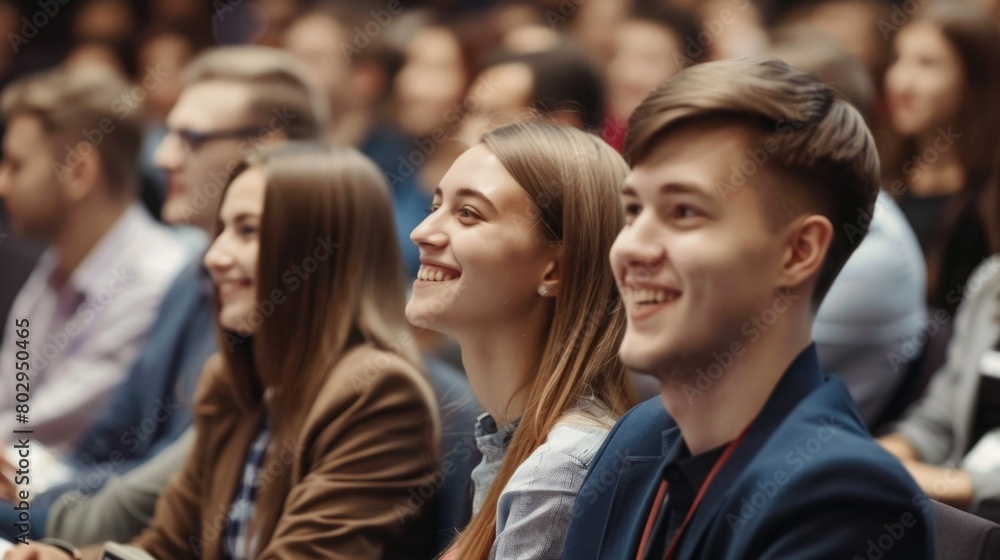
[883,2,1000,316]
[406,121,634,559]
[7,142,440,560]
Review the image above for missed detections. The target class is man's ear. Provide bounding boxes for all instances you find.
[538,246,563,298]
[777,214,833,292]
[59,143,103,202]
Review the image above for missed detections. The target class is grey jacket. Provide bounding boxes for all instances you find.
[890,255,1000,522]
[47,428,195,545]
[471,409,612,560]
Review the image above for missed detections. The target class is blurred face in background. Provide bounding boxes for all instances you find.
[570,0,630,65]
[204,166,265,335]
[64,42,126,76]
[795,0,886,80]
[395,26,467,137]
[0,116,67,240]
[283,13,351,112]
[885,22,965,137]
[137,33,194,121]
[502,23,561,53]
[607,19,683,120]
[72,0,134,45]
[149,0,202,21]
[154,80,260,231]
[456,62,533,143]
[699,0,769,60]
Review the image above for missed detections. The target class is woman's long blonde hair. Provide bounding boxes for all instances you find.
[450,122,635,559]
[205,141,427,548]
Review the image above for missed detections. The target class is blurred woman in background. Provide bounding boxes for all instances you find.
[883,2,1000,315]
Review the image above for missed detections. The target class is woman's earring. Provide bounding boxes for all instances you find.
[538,286,548,296]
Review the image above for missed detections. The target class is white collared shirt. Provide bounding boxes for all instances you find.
[0,205,189,451]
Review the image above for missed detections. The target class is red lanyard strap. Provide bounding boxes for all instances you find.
[637,428,748,560]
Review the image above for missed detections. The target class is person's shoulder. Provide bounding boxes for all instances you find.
[960,255,1000,304]
[327,343,425,388]
[726,432,931,559]
[532,412,614,468]
[869,191,923,258]
[813,191,926,335]
[303,344,438,455]
[738,386,923,515]
[729,430,927,553]
[601,397,673,447]
[764,378,901,464]
[312,343,435,414]
[749,418,915,489]
[616,396,670,426]
[122,207,190,278]
[504,423,609,495]
[145,261,212,321]
[565,397,674,480]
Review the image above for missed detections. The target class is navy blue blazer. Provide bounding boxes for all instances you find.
[564,344,934,560]
[69,259,215,470]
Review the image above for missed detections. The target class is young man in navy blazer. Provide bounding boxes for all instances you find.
[564,57,933,560]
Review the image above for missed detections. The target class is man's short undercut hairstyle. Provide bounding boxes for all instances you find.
[624,57,880,308]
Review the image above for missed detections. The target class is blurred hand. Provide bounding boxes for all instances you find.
[902,460,974,509]
[2,543,73,560]
[877,434,919,462]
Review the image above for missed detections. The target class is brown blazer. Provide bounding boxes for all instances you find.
[84,343,440,560]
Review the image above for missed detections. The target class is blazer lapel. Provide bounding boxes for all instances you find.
[600,426,684,559]
[674,344,825,559]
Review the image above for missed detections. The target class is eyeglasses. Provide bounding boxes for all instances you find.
[166,126,268,154]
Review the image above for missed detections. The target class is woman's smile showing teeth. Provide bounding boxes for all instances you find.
[416,264,461,282]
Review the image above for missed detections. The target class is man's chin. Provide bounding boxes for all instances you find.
[621,341,704,384]
[619,343,672,379]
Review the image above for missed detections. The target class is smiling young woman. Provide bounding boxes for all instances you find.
[406,121,634,560]
[193,141,441,560]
